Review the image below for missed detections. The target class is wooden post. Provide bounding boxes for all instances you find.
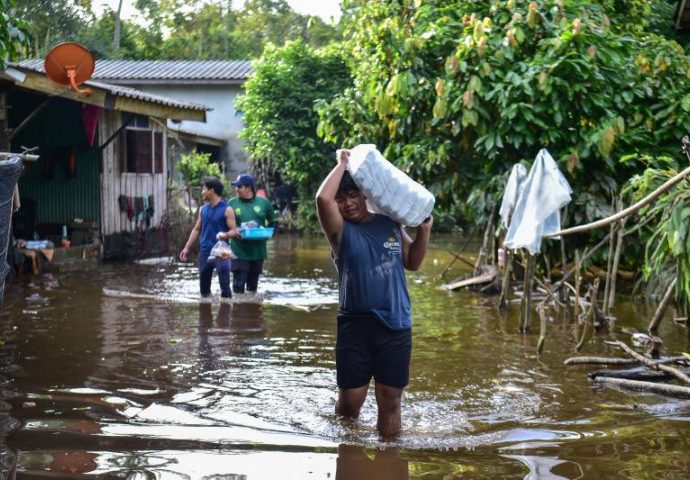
[519,253,537,332]
[537,305,547,354]
[573,250,582,319]
[498,249,512,309]
[607,214,626,311]
[559,207,569,304]
[576,278,599,351]
[648,278,677,335]
[602,207,616,318]
[474,206,496,276]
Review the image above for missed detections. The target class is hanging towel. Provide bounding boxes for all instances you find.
[504,149,572,255]
[118,195,128,212]
[499,163,528,228]
[82,105,101,147]
[134,196,145,214]
[126,197,135,220]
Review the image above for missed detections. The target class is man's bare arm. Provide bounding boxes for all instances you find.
[316,150,348,253]
[402,217,433,271]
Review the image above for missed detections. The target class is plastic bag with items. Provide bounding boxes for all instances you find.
[347,144,435,227]
[208,240,236,261]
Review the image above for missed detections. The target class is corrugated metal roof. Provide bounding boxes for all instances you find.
[19,59,252,82]
[97,60,252,81]
[13,61,210,112]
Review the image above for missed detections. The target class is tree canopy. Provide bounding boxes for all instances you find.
[236,40,351,229]
[13,0,341,60]
[317,0,690,227]
[0,0,30,68]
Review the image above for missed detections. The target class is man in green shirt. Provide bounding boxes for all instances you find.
[228,173,276,295]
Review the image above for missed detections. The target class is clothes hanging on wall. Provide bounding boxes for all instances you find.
[117,194,155,225]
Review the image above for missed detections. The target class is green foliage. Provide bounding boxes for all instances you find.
[177,150,223,189]
[317,0,690,231]
[237,40,351,228]
[11,0,93,57]
[0,0,30,67]
[230,0,339,59]
[623,161,690,312]
[12,0,340,61]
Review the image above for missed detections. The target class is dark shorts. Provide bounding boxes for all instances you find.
[336,312,412,389]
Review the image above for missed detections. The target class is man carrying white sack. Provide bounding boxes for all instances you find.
[315,148,433,438]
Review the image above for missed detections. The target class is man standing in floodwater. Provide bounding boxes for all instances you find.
[228,173,276,296]
[315,149,433,438]
[179,176,237,301]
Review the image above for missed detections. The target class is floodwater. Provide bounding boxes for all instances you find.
[1,234,689,479]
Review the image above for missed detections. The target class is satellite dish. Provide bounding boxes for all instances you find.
[44,42,95,95]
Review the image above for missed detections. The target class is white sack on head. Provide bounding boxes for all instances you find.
[499,163,528,228]
[504,149,572,255]
[347,144,435,226]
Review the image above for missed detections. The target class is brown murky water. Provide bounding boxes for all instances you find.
[1,234,689,479]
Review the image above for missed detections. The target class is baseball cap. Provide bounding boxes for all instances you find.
[232,173,256,187]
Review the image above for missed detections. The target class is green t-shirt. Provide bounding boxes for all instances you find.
[229,195,276,261]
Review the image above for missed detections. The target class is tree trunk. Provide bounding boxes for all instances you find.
[114,0,124,51]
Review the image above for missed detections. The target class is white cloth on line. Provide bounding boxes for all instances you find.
[504,148,572,255]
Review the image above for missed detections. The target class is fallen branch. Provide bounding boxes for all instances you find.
[588,367,690,381]
[592,376,690,398]
[565,355,687,366]
[439,272,496,291]
[564,356,638,366]
[608,340,690,385]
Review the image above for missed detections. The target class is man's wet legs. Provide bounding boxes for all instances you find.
[375,382,403,439]
[216,258,231,298]
[246,260,263,292]
[336,385,368,418]
[198,254,214,298]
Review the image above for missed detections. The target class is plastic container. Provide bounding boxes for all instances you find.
[240,226,274,240]
[347,144,435,226]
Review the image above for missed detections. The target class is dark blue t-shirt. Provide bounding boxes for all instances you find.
[336,214,411,330]
[200,200,228,254]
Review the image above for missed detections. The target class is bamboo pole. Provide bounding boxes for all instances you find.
[648,278,677,335]
[544,164,690,238]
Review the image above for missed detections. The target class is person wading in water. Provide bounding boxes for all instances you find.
[180,176,238,301]
[315,149,433,438]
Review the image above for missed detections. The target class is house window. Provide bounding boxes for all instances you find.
[121,115,163,174]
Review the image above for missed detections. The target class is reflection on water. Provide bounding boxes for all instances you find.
[336,445,408,480]
[0,235,689,478]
